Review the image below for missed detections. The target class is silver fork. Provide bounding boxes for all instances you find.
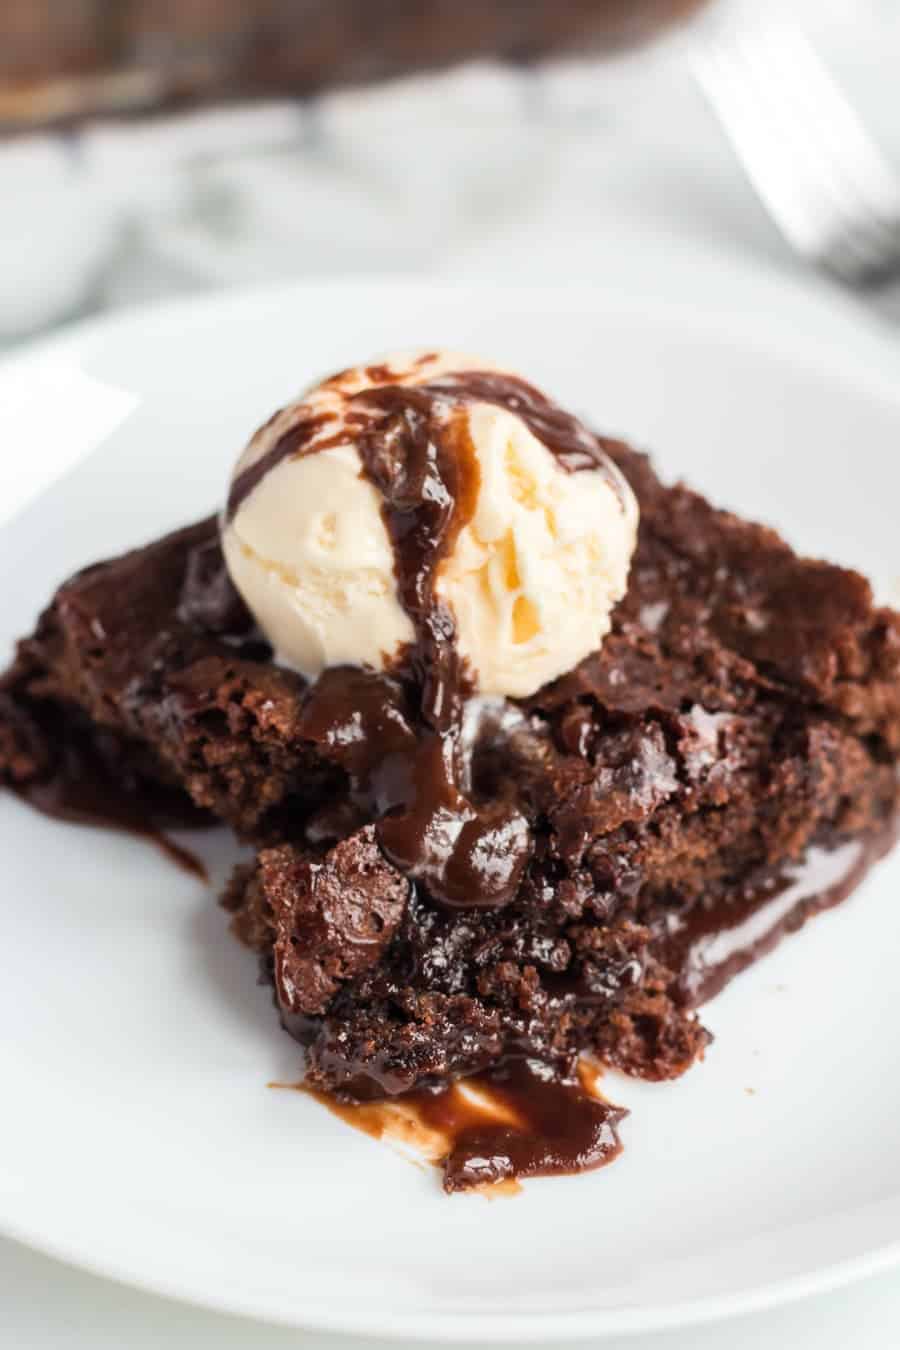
[688,1,900,291]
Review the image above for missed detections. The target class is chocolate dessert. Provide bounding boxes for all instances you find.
[3,351,899,1192]
[2,0,710,130]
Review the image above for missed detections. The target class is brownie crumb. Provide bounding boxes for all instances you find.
[252,827,409,1017]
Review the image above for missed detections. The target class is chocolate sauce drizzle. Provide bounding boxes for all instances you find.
[229,370,626,911]
[226,370,624,522]
[14,736,209,880]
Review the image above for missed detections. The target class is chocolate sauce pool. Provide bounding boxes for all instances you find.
[13,732,209,880]
[227,368,626,910]
[301,1056,626,1194]
[659,836,876,1007]
[290,830,887,1192]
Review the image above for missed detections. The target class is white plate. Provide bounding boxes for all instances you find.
[2,279,900,1342]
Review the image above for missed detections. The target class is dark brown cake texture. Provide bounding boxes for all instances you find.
[3,435,899,1190]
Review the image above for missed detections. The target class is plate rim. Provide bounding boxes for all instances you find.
[3,272,900,1340]
[4,1206,900,1342]
[3,270,899,407]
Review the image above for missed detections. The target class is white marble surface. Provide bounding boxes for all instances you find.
[2,0,900,1343]
[1,0,897,342]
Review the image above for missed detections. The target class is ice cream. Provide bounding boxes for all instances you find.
[223,351,639,699]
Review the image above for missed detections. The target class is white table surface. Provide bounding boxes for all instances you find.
[3,0,900,1344]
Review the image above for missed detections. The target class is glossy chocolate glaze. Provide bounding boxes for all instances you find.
[303,1055,625,1193]
[225,410,338,523]
[177,532,257,636]
[14,735,209,879]
[657,831,894,1008]
[420,371,629,485]
[432,1057,625,1191]
[290,829,892,1190]
[227,370,627,910]
[226,370,624,520]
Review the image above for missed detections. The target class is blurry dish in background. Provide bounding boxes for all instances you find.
[691,0,900,292]
[0,0,711,131]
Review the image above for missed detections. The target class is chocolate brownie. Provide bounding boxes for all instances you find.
[4,432,899,1126]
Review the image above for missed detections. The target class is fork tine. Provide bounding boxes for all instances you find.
[701,24,886,268]
[760,22,900,220]
[720,21,900,280]
[690,39,836,255]
[733,17,900,268]
[689,4,900,286]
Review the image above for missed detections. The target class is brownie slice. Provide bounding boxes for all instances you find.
[0,520,342,838]
[3,441,900,1100]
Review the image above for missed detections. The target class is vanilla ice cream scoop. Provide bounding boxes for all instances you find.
[223,350,638,699]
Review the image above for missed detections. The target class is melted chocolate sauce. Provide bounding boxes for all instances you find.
[420,371,627,488]
[349,382,531,907]
[226,370,622,522]
[225,411,341,523]
[283,830,896,1191]
[14,739,209,880]
[432,1057,626,1192]
[228,370,627,910]
[301,1056,625,1193]
[658,836,873,1007]
[177,533,256,636]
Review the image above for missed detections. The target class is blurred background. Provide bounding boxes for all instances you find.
[0,0,897,343]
